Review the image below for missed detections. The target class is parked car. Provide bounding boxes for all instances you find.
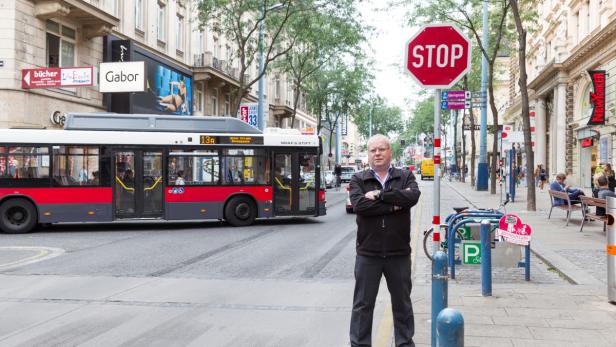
[340,166,356,183]
[323,170,335,188]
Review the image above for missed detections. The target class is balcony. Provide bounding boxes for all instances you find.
[31,0,119,39]
[193,52,241,89]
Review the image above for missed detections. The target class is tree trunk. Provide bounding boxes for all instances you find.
[509,0,536,211]
[290,82,301,129]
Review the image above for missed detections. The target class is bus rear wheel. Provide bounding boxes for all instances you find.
[225,196,257,227]
[0,198,38,234]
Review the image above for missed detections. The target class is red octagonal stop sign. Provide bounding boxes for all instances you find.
[405,24,472,89]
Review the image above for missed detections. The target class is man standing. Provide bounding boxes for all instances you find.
[349,134,421,347]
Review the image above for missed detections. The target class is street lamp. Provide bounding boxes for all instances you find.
[258,2,285,131]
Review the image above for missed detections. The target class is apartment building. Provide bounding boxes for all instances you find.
[505,0,616,188]
[1,0,316,130]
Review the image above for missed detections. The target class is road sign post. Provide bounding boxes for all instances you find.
[405,23,471,347]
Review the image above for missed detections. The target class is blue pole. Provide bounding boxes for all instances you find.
[336,113,341,165]
[525,244,531,281]
[476,0,489,191]
[257,1,266,131]
[432,251,448,347]
[509,145,516,202]
[436,308,465,347]
[480,220,492,296]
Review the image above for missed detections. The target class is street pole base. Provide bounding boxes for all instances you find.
[476,162,489,191]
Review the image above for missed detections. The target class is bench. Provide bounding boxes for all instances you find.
[548,189,582,226]
[580,196,607,233]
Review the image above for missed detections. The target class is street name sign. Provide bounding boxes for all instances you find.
[405,24,472,88]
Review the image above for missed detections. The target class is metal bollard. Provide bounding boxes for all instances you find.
[525,244,531,281]
[606,196,616,303]
[480,220,492,296]
[432,251,448,347]
[436,308,464,347]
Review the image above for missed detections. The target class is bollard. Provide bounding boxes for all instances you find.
[432,251,448,347]
[436,308,464,347]
[480,220,492,296]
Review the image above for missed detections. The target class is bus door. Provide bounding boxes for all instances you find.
[273,152,318,215]
[113,150,164,219]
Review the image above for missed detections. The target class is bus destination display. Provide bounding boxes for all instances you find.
[200,135,263,145]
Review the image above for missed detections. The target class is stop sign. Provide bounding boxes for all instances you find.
[405,24,472,89]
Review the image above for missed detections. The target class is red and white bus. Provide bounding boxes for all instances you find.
[0,113,325,233]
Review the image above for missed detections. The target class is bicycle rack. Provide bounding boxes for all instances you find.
[446,212,503,280]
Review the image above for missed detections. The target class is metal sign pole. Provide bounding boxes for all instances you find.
[433,89,441,253]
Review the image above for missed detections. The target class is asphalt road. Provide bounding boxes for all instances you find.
[0,184,399,347]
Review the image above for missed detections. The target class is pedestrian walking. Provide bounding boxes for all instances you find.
[535,164,547,190]
[603,163,616,192]
[349,134,421,347]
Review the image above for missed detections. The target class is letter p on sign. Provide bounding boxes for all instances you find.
[405,24,472,89]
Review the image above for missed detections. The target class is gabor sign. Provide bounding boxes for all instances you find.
[405,24,472,89]
[99,61,146,93]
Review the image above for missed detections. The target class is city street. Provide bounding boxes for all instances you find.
[2,178,616,346]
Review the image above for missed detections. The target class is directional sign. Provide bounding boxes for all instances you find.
[405,24,472,89]
[22,66,94,89]
[442,90,471,100]
[441,100,471,110]
[462,241,481,264]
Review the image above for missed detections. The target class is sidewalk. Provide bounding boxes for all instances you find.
[446,180,607,286]
[408,179,616,347]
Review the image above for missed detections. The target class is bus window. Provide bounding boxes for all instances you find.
[299,154,316,212]
[222,148,268,185]
[52,146,99,186]
[168,150,220,186]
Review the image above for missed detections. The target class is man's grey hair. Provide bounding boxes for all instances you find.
[367,134,391,149]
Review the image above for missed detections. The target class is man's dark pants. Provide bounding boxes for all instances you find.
[350,254,415,347]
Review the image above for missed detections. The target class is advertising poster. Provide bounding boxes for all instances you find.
[132,51,193,115]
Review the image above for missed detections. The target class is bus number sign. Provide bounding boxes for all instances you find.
[200,135,218,145]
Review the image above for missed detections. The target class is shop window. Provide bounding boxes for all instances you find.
[196,86,203,113]
[46,21,75,68]
[52,146,100,186]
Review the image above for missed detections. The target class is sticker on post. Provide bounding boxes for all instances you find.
[495,214,532,246]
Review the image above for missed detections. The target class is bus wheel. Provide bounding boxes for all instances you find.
[0,199,38,234]
[225,196,257,227]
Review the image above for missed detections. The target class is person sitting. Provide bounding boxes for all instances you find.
[550,173,585,205]
[594,175,616,216]
[175,170,185,185]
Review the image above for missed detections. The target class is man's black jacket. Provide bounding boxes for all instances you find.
[349,168,421,257]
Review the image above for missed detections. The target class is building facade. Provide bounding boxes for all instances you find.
[1,0,316,130]
[505,0,616,188]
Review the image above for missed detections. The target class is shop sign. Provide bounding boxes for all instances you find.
[495,214,532,246]
[587,70,606,125]
[99,61,145,93]
[581,138,594,148]
[22,66,94,89]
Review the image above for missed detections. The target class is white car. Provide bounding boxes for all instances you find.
[340,166,356,183]
[323,170,335,188]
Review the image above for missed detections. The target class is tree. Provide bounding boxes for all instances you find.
[353,96,405,139]
[197,0,324,117]
[278,2,365,128]
[509,0,536,211]
[410,0,511,194]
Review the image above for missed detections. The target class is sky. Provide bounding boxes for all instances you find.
[359,1,422,118]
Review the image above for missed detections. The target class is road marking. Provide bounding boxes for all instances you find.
[374,198,423,347]
[0,246,65,270]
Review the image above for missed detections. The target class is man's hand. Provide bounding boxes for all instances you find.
[364,190,381,200]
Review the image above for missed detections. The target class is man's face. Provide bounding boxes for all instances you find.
[368,139,392,169]
[557,177,565,185]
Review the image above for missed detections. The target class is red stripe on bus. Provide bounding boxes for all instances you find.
[0,188,112,204]
[165,186,274,203]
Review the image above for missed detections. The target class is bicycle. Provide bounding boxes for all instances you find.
[422,198,509,261]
